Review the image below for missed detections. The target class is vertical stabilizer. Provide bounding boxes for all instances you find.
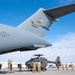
[17,4,75,37]
[17,8,53,37]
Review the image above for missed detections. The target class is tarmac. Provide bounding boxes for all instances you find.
[0,68,75,75]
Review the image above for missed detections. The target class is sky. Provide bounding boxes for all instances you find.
[0,0,75,63]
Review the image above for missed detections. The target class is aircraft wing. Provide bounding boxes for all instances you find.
[44,4,75,19]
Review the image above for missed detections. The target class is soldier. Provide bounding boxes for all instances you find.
[19,63,22,71]
[33,60,36,72]
[62,64,64,70]
[0,64,2,70]
[37,61,41,72]
[65,64,68,70]
[72,64,74,71]
[18,64,22,71]
[8,60,11,73]
[10,61,12,71]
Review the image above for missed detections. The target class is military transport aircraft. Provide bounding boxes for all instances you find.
[0,4,75,54]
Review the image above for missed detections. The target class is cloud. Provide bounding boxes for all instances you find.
[0,32,75,63]
[43,32,75,63]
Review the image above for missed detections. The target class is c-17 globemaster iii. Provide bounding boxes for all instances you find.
[0,4,75,54]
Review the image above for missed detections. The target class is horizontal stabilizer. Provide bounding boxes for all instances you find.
[44,4,75,19]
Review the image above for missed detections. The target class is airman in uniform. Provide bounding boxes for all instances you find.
[62,64,64,70]
[33,60,36,72]
[18,63,22,71]
[10,61,12,71]
[0,64,2,70]
[37,61,41,72]
[65,64,68,70]
[19,63,22,71]
[72,64,74,71]
[8,60,11,73]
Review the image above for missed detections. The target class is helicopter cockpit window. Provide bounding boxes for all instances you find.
[28,59,33,62]
[31,58,33,60]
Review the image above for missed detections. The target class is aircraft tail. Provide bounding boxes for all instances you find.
[17,8,53,37]
[17,4,75,37]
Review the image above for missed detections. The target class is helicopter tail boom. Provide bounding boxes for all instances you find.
[55,56,61,66]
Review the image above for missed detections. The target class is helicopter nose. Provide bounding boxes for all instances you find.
[25,62,30,66]
[25,62,28,65]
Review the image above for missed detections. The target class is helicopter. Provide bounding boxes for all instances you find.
[25,54,61,71]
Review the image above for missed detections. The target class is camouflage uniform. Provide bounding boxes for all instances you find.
[37,61,41,72]
[0,64,2,70]
[8,60,11,72]
[33,61,36,72]
[62,64,64,70]
[65,64,68,70]
[19,63,22,71]
[72,64,74,71]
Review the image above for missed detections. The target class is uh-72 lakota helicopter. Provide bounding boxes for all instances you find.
[25,54,61,71]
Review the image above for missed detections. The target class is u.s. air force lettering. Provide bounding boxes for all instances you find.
[0,31,10,38]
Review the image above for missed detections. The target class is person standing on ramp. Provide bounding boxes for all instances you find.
[33,60,36,72]
[37,61,41,72]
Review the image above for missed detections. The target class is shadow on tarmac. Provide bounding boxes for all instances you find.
[0,70,32,74]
